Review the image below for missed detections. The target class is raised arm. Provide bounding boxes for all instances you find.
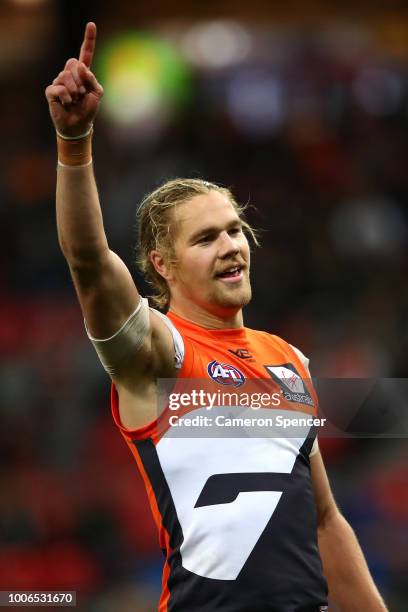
[45,23,174,386]
[45,22,138,339]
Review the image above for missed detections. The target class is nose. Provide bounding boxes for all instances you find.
[218,231,240,259]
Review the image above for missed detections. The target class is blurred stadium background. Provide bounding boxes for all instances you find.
[0,0,407,610]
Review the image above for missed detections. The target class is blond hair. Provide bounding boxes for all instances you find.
[136,178,259,309]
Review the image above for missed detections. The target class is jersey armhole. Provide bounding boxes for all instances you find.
[150,307,185,370]
[288,343,319,457]
[111,311,194,441]
[289,343,310,375]
[309,437,319,457]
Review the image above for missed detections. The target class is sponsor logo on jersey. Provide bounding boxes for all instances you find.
[207,360,246,387]
[228,348,254,360]
[264,363,314,407]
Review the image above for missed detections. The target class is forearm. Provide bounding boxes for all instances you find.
[318,511,387,611]
[56,135,109,265]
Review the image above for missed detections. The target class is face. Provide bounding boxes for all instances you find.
[163,190,252,316]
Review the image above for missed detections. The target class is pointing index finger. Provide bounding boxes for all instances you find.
[79,22,97,68]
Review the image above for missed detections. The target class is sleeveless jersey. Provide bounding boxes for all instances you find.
[111,311,328,611]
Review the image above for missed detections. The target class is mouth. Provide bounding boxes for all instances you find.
[216,265,244,283]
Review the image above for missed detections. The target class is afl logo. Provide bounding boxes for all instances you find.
[207,360,245,387]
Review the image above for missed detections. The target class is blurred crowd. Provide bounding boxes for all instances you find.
[0,2,407,610]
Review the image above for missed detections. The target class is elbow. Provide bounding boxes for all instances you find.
[57,225,109,265]
[59,238,109,269]
[57,231,68,257]
[317,502,343,533]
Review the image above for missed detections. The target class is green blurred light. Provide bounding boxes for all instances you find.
[96,32,191,125]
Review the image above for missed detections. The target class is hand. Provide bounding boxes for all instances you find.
[45,22,104,137]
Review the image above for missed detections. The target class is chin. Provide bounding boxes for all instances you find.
[212,286,252,310]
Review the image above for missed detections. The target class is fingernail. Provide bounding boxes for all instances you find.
[80,86,86,94]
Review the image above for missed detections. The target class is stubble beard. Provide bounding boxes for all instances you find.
[209,276,252,310]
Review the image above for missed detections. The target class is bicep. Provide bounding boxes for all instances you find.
[70,250,178,380]
[69,248,140,339]
[310,449,339,528]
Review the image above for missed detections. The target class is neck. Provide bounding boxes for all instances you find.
[168,297,244,330]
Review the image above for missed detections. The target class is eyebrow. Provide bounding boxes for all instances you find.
[188,219,242,244]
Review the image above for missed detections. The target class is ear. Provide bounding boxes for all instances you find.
[150,250,174,282]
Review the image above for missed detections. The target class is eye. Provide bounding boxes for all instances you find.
[228,227,242,236]
[196,235,212,244]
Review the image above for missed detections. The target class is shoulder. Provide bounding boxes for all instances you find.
[288,343,310,371]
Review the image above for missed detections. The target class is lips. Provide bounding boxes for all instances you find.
[216,265,242,278]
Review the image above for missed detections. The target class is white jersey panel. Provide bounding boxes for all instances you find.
[155,407,312,580]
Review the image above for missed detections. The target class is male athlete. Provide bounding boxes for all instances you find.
[46,23,387,611]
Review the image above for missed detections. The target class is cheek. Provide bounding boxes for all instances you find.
[177,252,210,283]
[241,238,250,262]
[187,250,214,275]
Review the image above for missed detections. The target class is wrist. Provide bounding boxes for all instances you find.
[56,124,93,140]
[57,126,93,166]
